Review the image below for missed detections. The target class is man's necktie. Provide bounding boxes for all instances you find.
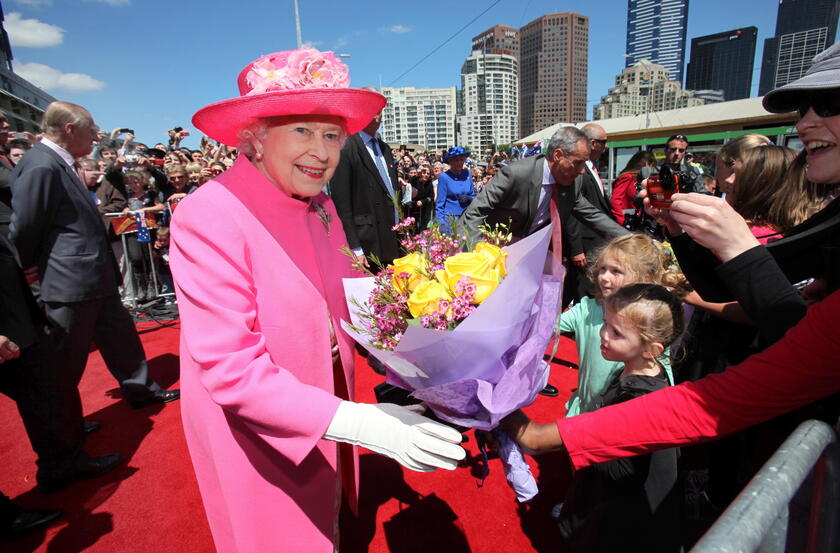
[369,138,398,220]
[548,186,565,279]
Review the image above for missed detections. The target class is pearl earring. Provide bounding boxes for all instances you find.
[255,152,263,161]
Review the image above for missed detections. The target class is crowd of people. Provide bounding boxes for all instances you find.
[1,41,839,553]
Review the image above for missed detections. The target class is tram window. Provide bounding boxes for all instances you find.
[614,147,640,178]
[785,136,804,152]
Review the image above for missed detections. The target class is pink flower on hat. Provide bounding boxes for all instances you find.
[245,48,350,96]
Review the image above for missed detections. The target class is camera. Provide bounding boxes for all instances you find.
[646,165,687,209]
[119,128,134,135]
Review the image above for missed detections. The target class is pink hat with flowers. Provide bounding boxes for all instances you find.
[192,48,386,146]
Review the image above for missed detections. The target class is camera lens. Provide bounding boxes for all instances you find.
[658,165,676,191]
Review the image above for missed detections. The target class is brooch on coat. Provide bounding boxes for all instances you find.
[312,202,331,235]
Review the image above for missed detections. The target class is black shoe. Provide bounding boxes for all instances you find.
[128,389,180,409]
[83,421,101,435]
[0,508,62,541]
[539,384,559,397]
[38,453,122,494]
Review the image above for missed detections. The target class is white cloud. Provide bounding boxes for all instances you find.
[6,12,64,47]
[386,25,411,34]
[16,62,107,92]
[301,40,323,48]
[10,0,53,7]
[84,0,131,5]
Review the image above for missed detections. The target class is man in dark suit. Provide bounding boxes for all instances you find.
[331,108,402,269]
[460,126,627,246]
[564,123,614,303]
[10,101,178,412]
[0,112,15,238]
[0,232,121,495]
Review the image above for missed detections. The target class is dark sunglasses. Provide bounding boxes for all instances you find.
[668,134,688,142]
[798,91,840,118]
[591,138,608,145]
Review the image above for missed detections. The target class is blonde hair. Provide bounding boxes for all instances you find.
[728,145,813,231]
[780,150,835,224]
[605,283,685,354]
[589,234,686,301]
[717,134,771,166]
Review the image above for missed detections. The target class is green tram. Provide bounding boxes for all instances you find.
[516,97,800,185]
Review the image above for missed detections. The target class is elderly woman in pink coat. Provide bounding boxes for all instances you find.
[169,48,465,553]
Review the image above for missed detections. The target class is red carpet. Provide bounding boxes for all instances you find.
[1,319,581,553]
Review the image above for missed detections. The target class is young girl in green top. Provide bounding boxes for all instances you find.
[557,234,685,416]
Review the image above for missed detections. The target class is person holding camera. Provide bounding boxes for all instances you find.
[167,127,189,151]
[659,134,705,195]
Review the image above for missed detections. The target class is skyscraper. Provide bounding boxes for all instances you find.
[625,0,689,83]
[685,27,757,101]
[457,49,518,152]
[471,24,519,57]
[518,12,589,138]
[758,0,839,95]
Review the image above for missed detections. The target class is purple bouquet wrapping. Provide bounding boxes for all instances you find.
[342,225,562,501]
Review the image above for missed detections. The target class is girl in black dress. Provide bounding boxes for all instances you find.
[557,283,685,553]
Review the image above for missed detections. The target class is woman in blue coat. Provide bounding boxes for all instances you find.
[435,146,474,235]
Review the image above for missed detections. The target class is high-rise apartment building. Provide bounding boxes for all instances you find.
[379,87,457,151]
[457,49,518,152]
[625,0,689,83]
[594,59,704,120]
[471,24,519,57]
[758,0,839,94]
[685,27,757,101]
[518,12,588,138]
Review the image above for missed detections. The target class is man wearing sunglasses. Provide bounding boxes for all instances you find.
[661,134,705,194]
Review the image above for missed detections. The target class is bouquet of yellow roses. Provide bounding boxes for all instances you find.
[343,218,559,426]
[347,220,510,350]
[342,219,561,502]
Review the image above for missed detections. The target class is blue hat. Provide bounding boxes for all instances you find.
[444,146,467,160]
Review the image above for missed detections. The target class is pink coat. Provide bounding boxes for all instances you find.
[169,156,358,553]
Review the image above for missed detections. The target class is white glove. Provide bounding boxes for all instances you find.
[324,401,466,472]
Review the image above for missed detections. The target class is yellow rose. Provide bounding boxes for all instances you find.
[389,252,429,295]
[442,252,501,304]
[474,242,508,277]
[407,280,453,318]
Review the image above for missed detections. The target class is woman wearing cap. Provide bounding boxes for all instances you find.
[499,43,840,474]
[169,48,464,553]
[435,146,474,235]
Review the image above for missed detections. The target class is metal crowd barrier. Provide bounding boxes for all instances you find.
[690,419,839,553]
[105,211,161,308]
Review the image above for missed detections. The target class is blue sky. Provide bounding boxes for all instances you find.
[4,0,796,149]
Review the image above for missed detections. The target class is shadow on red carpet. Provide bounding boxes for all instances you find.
[1,320,581,553]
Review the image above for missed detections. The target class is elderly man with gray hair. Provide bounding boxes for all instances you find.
[460,125,627,246]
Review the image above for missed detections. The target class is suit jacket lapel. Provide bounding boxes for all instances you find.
[354,134,392,198]
[588,166,611,209]
[37,144,98,217]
